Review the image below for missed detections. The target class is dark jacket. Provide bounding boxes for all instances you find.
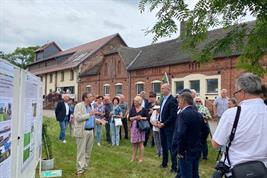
[159,95,178,130]
[55,100,70,122]
[104,103,112,121]
[172,105,209,157]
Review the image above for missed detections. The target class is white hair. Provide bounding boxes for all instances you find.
[236,73,262,95]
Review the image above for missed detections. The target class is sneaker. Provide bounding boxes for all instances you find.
[97,143,101,146]
[63,140,66,143]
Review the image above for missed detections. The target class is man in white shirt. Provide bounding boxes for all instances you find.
[212,73,267,177]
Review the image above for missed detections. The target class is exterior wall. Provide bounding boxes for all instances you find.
[43,44,60,59]
[36,51,44,61]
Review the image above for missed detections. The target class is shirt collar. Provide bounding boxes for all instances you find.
[239,98,264,106]
[164,94,171,100]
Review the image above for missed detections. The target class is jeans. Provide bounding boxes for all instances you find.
[110,121,120,145]
[59,116,68,140]
[95,124,103,144]
[105,119,111,144]
[179,155,200,178]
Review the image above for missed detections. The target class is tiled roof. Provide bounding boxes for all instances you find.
[35,41,62,52]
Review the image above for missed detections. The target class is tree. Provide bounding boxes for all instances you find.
[139,0,267,76]
[1,46,39,69]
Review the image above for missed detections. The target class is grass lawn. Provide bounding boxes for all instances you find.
[39,117,217,178]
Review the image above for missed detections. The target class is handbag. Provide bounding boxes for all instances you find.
[137,120,150,132]
[114,118,122,127]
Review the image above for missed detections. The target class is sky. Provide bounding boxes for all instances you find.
[0,0,255,53]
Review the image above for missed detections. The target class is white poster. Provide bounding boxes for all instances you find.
[0,61,14,178]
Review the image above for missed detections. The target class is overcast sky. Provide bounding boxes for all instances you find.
[0,0,254,53]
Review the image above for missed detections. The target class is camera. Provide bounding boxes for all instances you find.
[211,161,230,178]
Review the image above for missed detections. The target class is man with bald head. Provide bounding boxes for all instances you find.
[213,89,228,123]
[158,84,178,173]
[55,94,71,143]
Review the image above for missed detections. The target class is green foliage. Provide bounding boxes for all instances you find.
[0,46,39,69]
[139,0,267,76]
[42,120,53,160]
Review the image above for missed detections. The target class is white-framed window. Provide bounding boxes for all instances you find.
[136,82,144,95]
[190,80,200,93]
[85,85,92,93]
[151,80,161,95]
[115,83,122,95]
[206,79,218,94]
[175,81,184,94]
[103,84,110,95]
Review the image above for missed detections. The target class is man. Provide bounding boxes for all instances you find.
[103,95,112,144]
[55,94,70,143]
[140,91,149,109]
[212,73,267,177]
[118,94,129,139]
[213,89,228,123]
[73,92,95,176]
[158,84,178,173]
[172,92,208,178]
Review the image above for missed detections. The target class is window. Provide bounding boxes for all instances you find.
[86,85,91,93]
[206,79,218,93]
[49,74,53,83]
[175,81,184,94]
[136,83,144,95]
[152,82,161,94]
[190,80,200,93]
[115,84,122,95]
[70,70,74,81]
[61,71,64,81]
[117,61,121,74]
[103,84,110,95]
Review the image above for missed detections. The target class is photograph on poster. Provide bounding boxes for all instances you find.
[0,133,11,163]
[0,102,12,122]
[32,103,37,117]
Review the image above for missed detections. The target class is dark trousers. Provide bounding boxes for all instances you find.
[144,128,150,146]
[105,120,111,144]
[179,155,200,178]
[119,118,128,139]
[160,128,177,171]
[202,140,208,159]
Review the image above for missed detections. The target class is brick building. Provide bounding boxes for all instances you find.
[27,33,127,100]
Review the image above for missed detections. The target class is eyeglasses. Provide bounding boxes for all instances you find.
[195,101,201,103]
[233,89,242,96]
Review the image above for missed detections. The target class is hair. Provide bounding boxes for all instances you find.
[194,97,202,104]
[229,97,238,106]
[149,91,156,98]
[262,85,267,98]
[96,95,104,100]
[82,92,90,101]
[133,95,143,105]
[112,97,120,104]
[236,73,262,95]
[179,92,194,105]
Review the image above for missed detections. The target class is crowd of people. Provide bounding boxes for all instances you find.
[54,72,267,178]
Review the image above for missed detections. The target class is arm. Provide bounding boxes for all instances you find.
[74,104,91,122]
[55,102,61,119]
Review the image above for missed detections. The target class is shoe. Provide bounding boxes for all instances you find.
[97,143,101,146]
[203,157,208,160]
[76,171,84,177]
[138,159,144,163]
[160,164,168,168]
[170,169,177,173]
[63,140,66,143]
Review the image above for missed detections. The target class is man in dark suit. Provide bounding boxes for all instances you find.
[172,92,209,178]
[158,84,178,173]
[55,94,71,143]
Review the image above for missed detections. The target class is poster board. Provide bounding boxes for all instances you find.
[0,59,42,178]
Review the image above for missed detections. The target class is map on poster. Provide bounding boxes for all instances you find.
[22,73,39,170]
[0,60,14,178]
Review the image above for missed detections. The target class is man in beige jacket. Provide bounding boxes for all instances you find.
[73,92,95,175]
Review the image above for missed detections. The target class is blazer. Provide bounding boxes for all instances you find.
[159,95,178,130]
[73,102,91,138]
[55,100,70,122]
[172,105,209,157]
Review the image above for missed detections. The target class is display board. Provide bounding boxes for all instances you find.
[0,59,42,178]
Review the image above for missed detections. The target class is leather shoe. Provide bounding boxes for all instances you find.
[160,164,168,168]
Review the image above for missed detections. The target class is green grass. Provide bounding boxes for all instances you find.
[39,117,217,178]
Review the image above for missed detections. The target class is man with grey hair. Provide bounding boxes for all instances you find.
[212,73,267,177]
[213,89,228,123]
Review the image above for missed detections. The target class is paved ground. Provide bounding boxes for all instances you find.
[43,109,218,134]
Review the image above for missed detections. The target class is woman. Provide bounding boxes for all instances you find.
[129,96,148,163]
[228,97,238,108]
[150,104,162,157]
[92,96,106,146]
[110,97,123,146]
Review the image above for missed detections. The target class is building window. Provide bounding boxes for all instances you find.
[115,84,122,95]
[70,70,74,81]
[175,81,184,94]
[103,84,110,95]
[190,80,200,93]
[206,79,218,93]
[152,81,161,95]
[61,71,64,81]
[136,83,144,95]
[49,74,53,83]
[117,61,121,74]
[86,85,92,93]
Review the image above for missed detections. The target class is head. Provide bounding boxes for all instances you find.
[153,105,160,114]
[161,84,171,96]
[262,85,267,100]
[221,89,228,98]
[179,92,194,109]
[62,94,70,102]
[112,97,120,105]
[234,73,263,102]
[103,95,111,104]
[96,95,104,104]
[194,97,203,108]
[140,91,146,99]
[133,95,143,108]
[190,89,197,99]
[228,98,238,108]
[148,91,157,103]
[82,92,94,106]
[119,94,125,103]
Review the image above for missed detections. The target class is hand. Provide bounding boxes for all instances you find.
[136,115,142,120]
[177,154,183,159]
[158,123,165,128]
